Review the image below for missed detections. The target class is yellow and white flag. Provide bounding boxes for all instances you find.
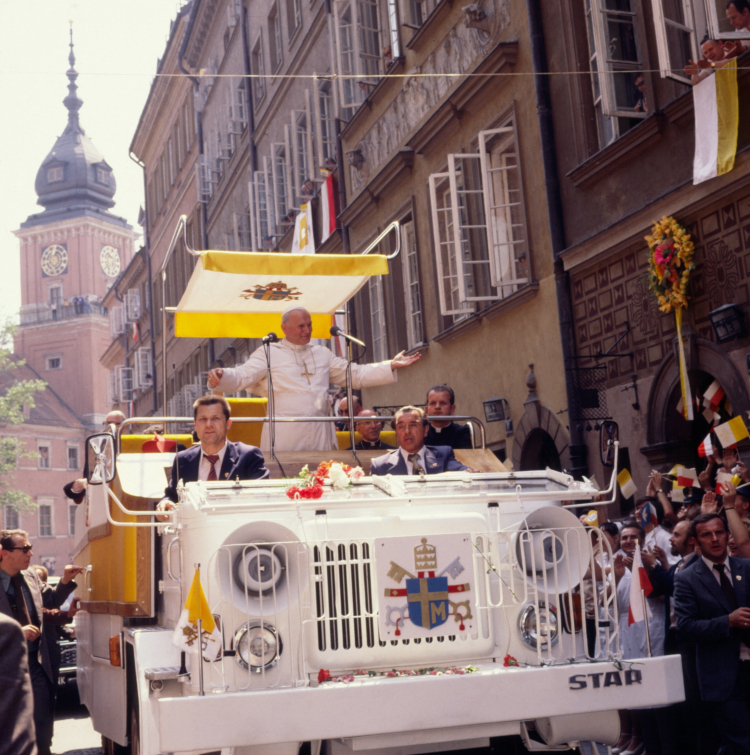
[617,468,637,500]
[173,569,222,660]
[291,203,315,254]
[693,61,739,185]
[714,415,749,450]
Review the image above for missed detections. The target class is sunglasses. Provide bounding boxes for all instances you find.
[8,545,33,554]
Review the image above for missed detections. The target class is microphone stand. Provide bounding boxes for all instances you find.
[345,337,362,468]
[263,339,286,478]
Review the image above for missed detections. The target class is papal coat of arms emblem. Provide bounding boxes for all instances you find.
[240,281,302,302]
[376,534,475,639]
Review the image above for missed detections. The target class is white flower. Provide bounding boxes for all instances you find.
[348,466,364,482]
[328,463,350,490]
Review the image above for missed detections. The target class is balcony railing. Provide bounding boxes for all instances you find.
[20,301,108,325]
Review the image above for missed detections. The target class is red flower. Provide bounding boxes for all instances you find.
[318,669,330,683]
[503,654,520,667]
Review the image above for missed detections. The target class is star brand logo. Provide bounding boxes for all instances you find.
[241,281,302,302]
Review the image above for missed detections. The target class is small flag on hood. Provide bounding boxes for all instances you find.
[173,568,222,661]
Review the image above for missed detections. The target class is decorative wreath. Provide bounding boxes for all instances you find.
[645,216,695,313]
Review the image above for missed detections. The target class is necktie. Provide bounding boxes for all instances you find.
[714,563,739,610]
[408,453,425,475]
[9,574,33,627]
[204,454,220,481]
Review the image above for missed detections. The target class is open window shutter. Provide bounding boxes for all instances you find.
[304,89,316,179]
[428,171,473,317]
[313,76,326,168]
[650,0,698,83]
[248,180,258,249]
[264,156,277,230]
[284,124,294,211]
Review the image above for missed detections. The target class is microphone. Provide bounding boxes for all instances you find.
[330,325,366,347]
[262,332,279,344]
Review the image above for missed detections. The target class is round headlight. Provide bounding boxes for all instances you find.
[235,547,283,594]
[518,602,558,650]
[234,622,282,672]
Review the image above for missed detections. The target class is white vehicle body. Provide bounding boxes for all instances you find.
[73,445,684,755]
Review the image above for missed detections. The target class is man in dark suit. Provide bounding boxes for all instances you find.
[424,385,472,450]
[370,405,468,476]
[674,512,750,755]
[0,531,81,755]
[0,612,36,755]
[157,395,269,515]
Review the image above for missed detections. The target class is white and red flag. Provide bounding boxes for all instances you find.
[319,174,337,244]
[703,380,726,411]
[628,544,653,626]
[698,433,714,458]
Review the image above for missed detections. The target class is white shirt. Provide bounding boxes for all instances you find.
[646,525,680,566]
[702,554,750,660]
[198,443,228,481]
[399,446,427,475]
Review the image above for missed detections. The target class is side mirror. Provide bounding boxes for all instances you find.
[87,434,116,485]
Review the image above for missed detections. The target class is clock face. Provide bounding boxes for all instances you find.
[100,245,121,278]
[40,245,68,277]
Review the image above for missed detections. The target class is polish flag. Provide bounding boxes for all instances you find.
[676,466,699,488]
[628,545,653,626]
[704,380,726,411]
[320,174,337,243]
[698,433,714,458]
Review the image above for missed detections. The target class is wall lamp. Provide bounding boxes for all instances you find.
[708,303,746,344]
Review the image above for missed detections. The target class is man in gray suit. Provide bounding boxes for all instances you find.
[370,406,468,476]
[0,612,37,755]
[0,530,82,755]
[674,512,750,755]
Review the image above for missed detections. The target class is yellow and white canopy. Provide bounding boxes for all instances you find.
[175,251,388,339]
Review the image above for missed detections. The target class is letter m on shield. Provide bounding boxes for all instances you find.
[406,577,450,629]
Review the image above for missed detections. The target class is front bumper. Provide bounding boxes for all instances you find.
[157,656,684,753]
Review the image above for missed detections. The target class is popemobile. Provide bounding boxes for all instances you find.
[72,218,684,755]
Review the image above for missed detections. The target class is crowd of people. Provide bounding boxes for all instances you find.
[578,440,750,755]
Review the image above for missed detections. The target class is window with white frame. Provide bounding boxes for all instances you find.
[135,346,153,389]
[292,100,314,198]
[314,77,337,166]
[705,0,747,38]
[233,83,248,131]
[67,446,79,470]
[110,305,125,337]
[387,0,400,58]
[405,0,438,27]
[125,289,141,323]
[428,118,530,323]
[368,275,388,361]
[287,0,302,36]
[269,5,283,73]
[273,142,291,223]
[236,210,252,248]
[116,365,136,402]
[38,443,50,469]
[584,0,647,148]
[68,504,76,537]
[651,0,703,83]
[38,501,53,537]
[4,506,19,529]
[401,220,424,349]
[334,0,383,117]
[45,355,62,371]
[250,168,271,248]
[252,37,266,104]
[96,166,110,186]
[47,166,64,183]
[49,285,63,308]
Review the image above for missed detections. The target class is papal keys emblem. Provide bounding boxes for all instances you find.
[376,535,474,639]
[240,281,302,302]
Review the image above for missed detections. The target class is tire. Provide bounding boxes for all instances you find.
[101,735,128,755]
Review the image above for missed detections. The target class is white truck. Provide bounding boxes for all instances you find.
[73,436,684,755]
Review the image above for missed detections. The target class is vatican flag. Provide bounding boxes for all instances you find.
[693,60,739,185]
[173,569,222,661]
[617,468,637,500]
[291,203,315,254]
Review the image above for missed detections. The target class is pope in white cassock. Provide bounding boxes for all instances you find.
[207,306,421,451]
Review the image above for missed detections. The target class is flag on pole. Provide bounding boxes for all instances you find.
[698,433,714,458]
[703,380,726,411]
[693,60,739,185]
[714,416,749,450]
[676,466,699,488]
[173,569,222,660]
[628,545,653,626]
[319,174,337,244]
[291,203,315,254]
[639,501,659,529]
[617,469,637,499]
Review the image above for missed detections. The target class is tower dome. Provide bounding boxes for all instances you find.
[25,29,122,228]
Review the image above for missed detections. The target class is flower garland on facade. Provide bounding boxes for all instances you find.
[286,461,365,500]
[645,216,695,314]
[644,216,696,421]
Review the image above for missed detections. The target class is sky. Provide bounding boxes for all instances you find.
[0,0,187,322]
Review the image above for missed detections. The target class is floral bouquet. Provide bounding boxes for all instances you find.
[286,460,364,500]
[645,216,694,314]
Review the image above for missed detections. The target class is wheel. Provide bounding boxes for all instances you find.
[101,735,128,755]
[130,704,141,755]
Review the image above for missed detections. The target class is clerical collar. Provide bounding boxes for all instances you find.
[281,339,310,352]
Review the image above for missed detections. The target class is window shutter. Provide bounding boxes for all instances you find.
[248,179,258,249]
[116,366,135,402]
[650,0,698,83]
[135,347,153,389]
[110,305,125,337]
[125,289,141,323]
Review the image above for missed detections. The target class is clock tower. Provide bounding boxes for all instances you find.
[13,32,135,428]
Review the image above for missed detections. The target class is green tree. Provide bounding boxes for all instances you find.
[0,321,46,513]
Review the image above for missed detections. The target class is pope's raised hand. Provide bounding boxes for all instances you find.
[207,368,224,388]
[390,351,421,370]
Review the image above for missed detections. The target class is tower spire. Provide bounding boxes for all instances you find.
[63,22,84,135]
